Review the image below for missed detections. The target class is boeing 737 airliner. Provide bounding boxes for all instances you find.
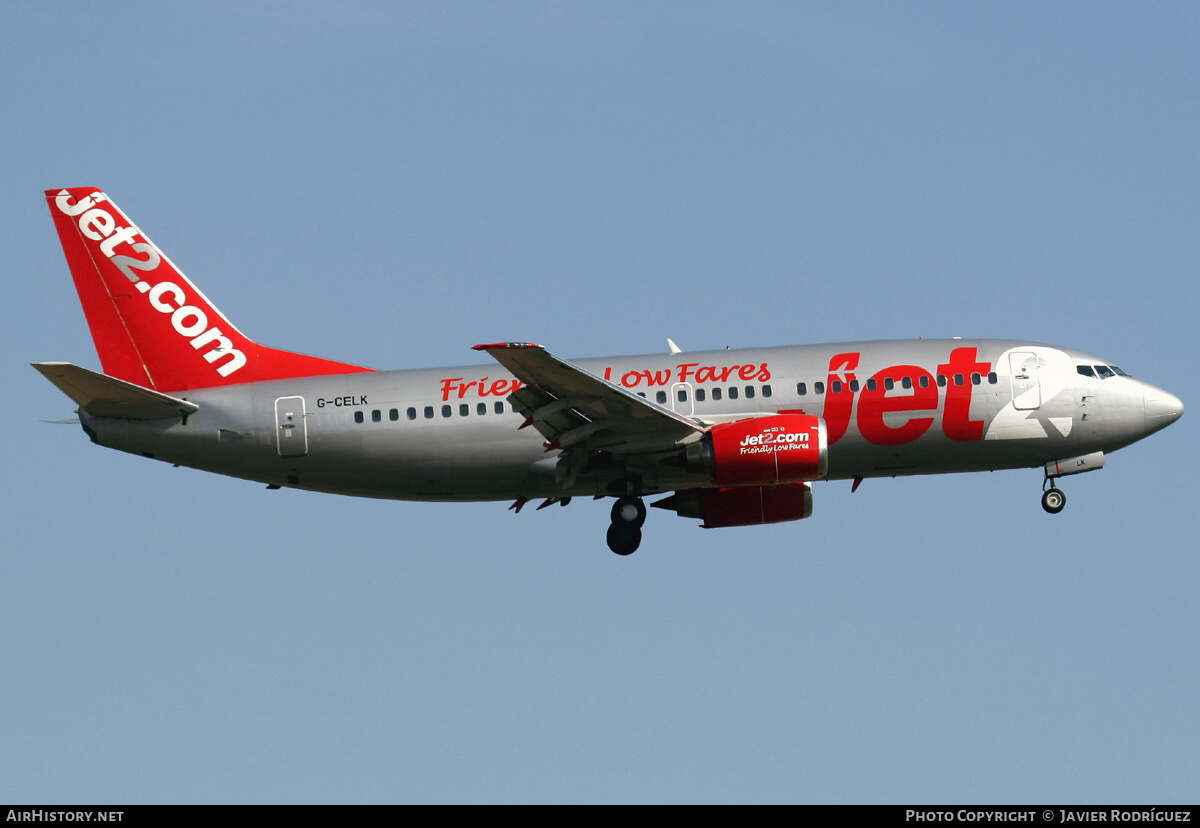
[34,187,1184,554]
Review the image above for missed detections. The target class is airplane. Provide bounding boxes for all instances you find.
[34,187,1185,555]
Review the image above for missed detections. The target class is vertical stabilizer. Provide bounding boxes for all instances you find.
[45,187,373,392]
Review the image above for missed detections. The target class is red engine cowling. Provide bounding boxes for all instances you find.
[686,414,828,486]
[653,483,814,528]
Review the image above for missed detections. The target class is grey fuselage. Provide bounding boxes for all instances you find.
[80,339,1182,502]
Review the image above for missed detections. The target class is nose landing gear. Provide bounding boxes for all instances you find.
[1040,484,1066,514]
[607,495,647,555]
[1039,452,1105,514]
[1041,466,1067,513]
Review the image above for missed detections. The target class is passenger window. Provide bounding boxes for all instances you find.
[831,380,842,393]
[407,407,416,420]
[638,392,646,399]
[937,375,947,387]
[389,409,399,421]
[713,388,723,401]
[971,373,981,385]
[477,403,486,415]
[459,404,469,417]
[762,385,772,398]
[797,382,807,396]
[729,387,739,400]
[354,411,364,424]
[814,382,825,395]
[441,405,452,418]
[424,406,434,419]
[954,374,964,386]
[987,372,998,384]
[884,378,894,391]
[745,386,755,399]
[919,376,930,388]
[677,389,688,402]
[866,379,877,392]
[696,388,706,402]
[656,391,667,404]
[850,380,860,392]
[494,402,504,414]
[901,377,912,390]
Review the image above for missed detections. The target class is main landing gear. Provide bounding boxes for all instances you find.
[607,495,647,556]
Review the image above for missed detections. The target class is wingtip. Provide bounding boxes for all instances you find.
[472,342,543,351]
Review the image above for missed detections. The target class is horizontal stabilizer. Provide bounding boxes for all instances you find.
[32,362,199,420]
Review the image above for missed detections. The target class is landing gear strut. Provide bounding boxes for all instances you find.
[1041,476,1066,514]
[607,495,646,555]
[1038,452,1105,514]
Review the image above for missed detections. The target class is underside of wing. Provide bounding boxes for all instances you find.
[472,343,704,455]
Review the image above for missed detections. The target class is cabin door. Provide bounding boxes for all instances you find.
[275,396,308,457]
[1009,352,1042,411]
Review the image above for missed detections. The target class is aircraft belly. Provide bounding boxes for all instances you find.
[296,425,545,501]
[825,428,1089,479]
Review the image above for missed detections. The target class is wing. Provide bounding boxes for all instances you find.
[472,343,704,454]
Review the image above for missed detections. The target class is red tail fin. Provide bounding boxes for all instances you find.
[45,187,373,392]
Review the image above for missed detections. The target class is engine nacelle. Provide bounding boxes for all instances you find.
[685,414,828,486]
[652,483,814,528]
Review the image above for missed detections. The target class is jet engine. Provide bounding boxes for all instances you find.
[684,413,828,486]
[652,482,814,528]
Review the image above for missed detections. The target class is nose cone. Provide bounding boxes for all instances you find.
[1143,384,1184,434]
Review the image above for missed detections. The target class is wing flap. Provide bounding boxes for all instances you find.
[32,362,199,420]
[474,343,703,453]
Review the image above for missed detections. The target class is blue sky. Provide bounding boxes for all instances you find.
[3,2,1197,803]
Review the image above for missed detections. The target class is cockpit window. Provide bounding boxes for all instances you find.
[1077,365,1096,378]
[1110,365,1130,377]
[1095,365,1115,379]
